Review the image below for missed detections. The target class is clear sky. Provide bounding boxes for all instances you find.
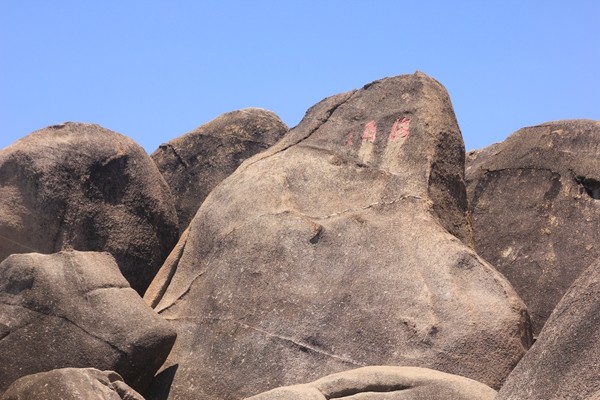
[1,1,598,153]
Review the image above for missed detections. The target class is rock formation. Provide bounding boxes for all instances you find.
[496,258,600,399]
[466,120,600,334]
[0,251,176,393]
[0,368,144,400]
[4,73,595,400]
[247,366,497,400]
[145,72,532,399]
[0,122,179,294]
[151,108,288,232]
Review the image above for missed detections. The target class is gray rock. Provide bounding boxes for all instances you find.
[496,258,600,399]
[466,119,600,334]
[0,122,179,294]
[151,108,288,232]
[0,368,144,400]
[246,366,497,400]
[0,251,176,393]
[146,72,532,399]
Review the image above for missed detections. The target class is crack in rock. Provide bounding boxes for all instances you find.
[0,301,129,356]
[260,195,424,221]
[162,315,364,368]
[0,233,39,253]
[159,143,189,168]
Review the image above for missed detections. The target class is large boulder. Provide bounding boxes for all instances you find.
[151,108,288,232]
[466,120,600,334]
[146,72,532,399]
[497,258,600,399]
[0,251,176,393]
[0,368,144,400]
[0,122,179,294]
[247,366,497,400]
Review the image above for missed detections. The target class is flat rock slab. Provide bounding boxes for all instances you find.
[146,72,531,399]
[0,122,179,293]
[247,366,497,400]
[0,251,176,393]
[151,108,288,232]
[0,368,144,400]
[466,120,600,334]
[497,258,600,399]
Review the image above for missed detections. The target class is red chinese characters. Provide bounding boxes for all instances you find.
[363,121,377,143]
[389,117,411,141]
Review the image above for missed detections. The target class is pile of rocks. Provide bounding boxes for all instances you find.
[0,73,598,399]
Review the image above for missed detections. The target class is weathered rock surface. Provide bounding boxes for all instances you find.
[497,258,600,399]
[0,251,176,393]
[0,368,144,400]
[151,108,288,232]
[0,122,179,293]
[588,391,600,400]
[466,119,600,334]
[247,366,497,400]
[146,72,532,399]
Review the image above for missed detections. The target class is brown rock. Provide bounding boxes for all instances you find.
[0,251,176,393]
[0,122,179,294]
[0,368,144,400]
[247,366,497,400]
[497,258,600,399]
[466,120,600,334]
[151,108,288,231]
[588,391,600,400]
[146,72,531,399]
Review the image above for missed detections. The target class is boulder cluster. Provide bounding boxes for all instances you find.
[0,72,598,399]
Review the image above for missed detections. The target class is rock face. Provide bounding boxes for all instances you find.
[497,258,600,399]
[247,366,497,400]
[151,108,288,231]
[146,72,532,399]
[0,251,176,393]
[0,122,179,294]
[0,368,144,400]
[466,120,600,334]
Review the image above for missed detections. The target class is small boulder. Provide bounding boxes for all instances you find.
[151,108,288,231]
[466,120,600,334]
[496,258,600,399]
[0,251,176,393]
[0,368,144,400]
[0,122,179,293]
[247,366,497,400]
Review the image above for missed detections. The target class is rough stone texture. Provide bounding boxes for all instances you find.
[0,251,176,393]
[151,108,288,231]
[146,72,531,399]
[247,366,497,400]
[0,122,179,294]
[588,391,600,400]
[466,120,600,335]
[496,258,600,399]
[0,368,144,400]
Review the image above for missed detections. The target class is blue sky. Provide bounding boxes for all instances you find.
[1,1,598,153]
